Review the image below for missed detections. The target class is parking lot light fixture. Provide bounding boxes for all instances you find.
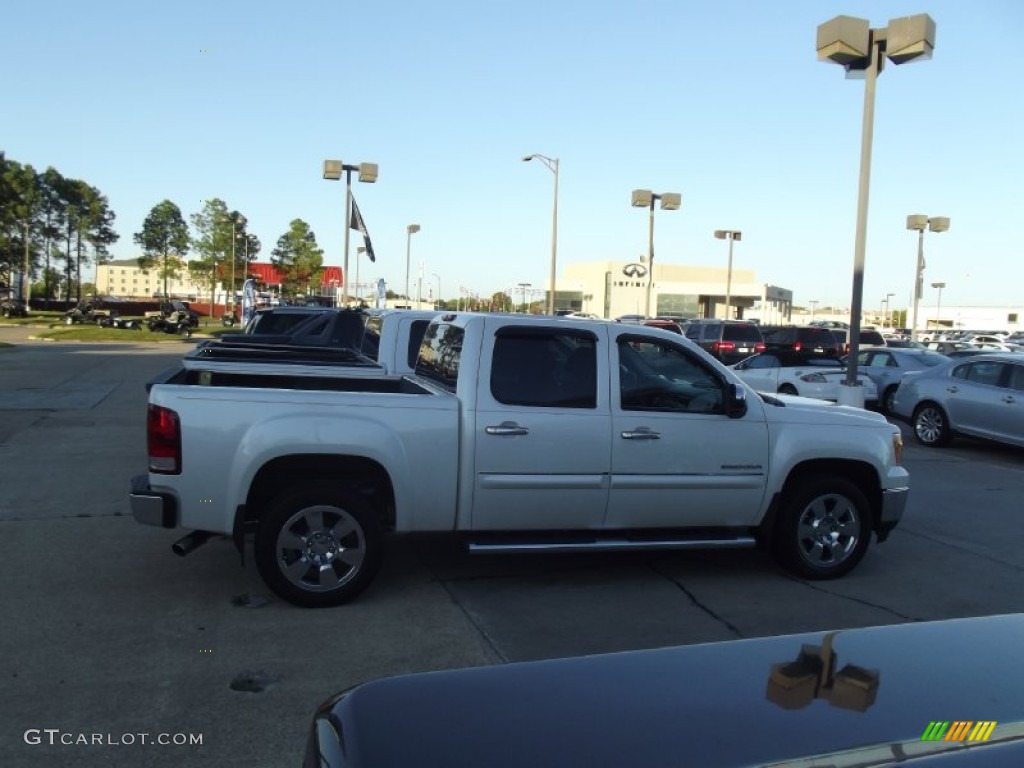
[522,153,560,314]
[405,225,420,308]
[632,189,681,318]
[907,215,950,340]
[714,230,742,319]
[323,159,379,306]
[816,13,936,404]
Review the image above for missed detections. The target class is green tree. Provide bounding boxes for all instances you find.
[134,200,190,298]
[271,219,324,297]
[82,185,118,298]
[0,159,43,303]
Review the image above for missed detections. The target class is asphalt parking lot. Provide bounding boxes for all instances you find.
[2,325,1023,767]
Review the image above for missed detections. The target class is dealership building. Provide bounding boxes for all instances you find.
[552,259,794,322]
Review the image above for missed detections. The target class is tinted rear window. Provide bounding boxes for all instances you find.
[723,324,763,342]
[415,323,464,391]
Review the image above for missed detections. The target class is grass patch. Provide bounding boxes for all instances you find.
[34,323,245,342]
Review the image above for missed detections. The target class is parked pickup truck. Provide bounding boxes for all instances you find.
[130,313,909,607]
[184,308,436,376]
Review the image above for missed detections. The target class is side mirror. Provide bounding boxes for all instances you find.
[726,383,748,419]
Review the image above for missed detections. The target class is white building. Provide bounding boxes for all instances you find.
[96,258,210,300]
[555,259,793,322]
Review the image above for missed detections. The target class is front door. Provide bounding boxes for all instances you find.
[606,332,769,529]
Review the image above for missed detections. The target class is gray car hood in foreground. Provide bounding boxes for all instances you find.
[305,615,1024,767]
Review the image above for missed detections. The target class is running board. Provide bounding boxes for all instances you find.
[467,535,757,555]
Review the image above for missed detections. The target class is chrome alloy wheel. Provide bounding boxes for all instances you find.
[795,492,861,568]
[914,405,946,446]
[275,504,366,593]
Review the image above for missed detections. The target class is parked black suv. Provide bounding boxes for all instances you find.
[760,325,844,357]
[683,320,765,364]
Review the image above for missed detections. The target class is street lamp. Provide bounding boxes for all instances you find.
[809,300,819,323]
[322,159,378,306]
[884,292,895,329]
[631,189,682,318]
[931,281,946,334]
[432,273,441,310]
[517,282,531,313]
[405,225,420,308]
[522,153,559,314]
[906,215,950,340]
[713,230,742,319]
[817,13,936,403]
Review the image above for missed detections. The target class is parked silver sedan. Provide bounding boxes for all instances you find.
[891,353,1024,448]
[852,348,949,414]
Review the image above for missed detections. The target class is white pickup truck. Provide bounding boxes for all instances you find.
[131,313,909,607]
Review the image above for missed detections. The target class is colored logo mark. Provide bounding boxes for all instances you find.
[921,721,996,742]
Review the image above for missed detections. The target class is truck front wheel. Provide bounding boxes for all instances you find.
[773,475,870,579]
[255,484,382,607]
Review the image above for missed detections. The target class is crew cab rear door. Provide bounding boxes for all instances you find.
[471,321,611,530]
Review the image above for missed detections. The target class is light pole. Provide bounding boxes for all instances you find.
[931,281,946,334]
[355,245,366,305]
[405,224,420,309]
[631,189,681,318]
[906,215,950,340]
[713,230,741,319]
[432,273,441,310]
[809,300,819,323]
[817,13,936,402]
[322,159,378,306]
[517,282,531,313]
[522,153,559,314]
[228,213,245,316]
[884,292,895,329]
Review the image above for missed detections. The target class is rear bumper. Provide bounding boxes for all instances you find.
[130,474,178,528]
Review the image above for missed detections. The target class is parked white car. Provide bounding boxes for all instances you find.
[731,350,878,404]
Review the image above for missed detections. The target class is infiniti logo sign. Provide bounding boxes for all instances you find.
[622,263,647,278]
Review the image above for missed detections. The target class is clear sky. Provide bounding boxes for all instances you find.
[3,0,1022,310]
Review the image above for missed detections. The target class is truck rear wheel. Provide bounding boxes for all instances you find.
[255,484,382,607]
[773,475,870,579]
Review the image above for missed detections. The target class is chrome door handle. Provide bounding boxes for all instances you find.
[485,421,529,436]
[947,386,959,393]
[621,427,661,440]
[1003,396,1016,404]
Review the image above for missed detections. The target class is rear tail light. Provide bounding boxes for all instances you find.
[148,404,181,474]
[755,342,766,353]
[714,341,736,353]
[793,342,803,351]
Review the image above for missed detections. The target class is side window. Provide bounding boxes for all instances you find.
[405,321,430,369]
[1008,365,1024,392]
[965,362,1005,387]
[747,355,780,370]
[490,330,597,408]
[685,324,701,340]
[870,353,891,368]
[856,351,870,366]
[618,337,724,414]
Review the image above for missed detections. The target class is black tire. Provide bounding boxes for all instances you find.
[912,402,952,447]
[773,475,871,579]
[254,484,382,607]
[778,383,798,396]
[881,386,899,415]
[178,325,192,338]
